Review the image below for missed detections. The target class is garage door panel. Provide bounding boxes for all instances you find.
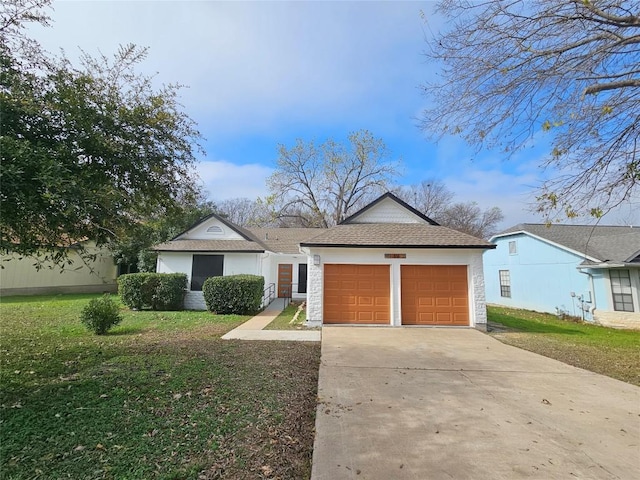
[418,297,434,307]
[435,297,452,307]
[359,296,373,306]
[418,312,435,323]
[452,297,468,307]
[402,265,469,326]
[375,297,390,306]
[324,264,390,324]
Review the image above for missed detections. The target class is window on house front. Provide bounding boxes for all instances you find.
[298,264,307,294]
[499,270,511,298]
[508,240,517,255]
[191,255,224,291]
[610,269,634,312]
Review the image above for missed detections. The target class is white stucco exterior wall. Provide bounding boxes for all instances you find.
[156,251,263,310]
[304,247,487,329]
[350,197,426,224]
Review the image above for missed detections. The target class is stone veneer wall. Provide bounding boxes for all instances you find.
[305,260,324,327]
[184,291,207,311]
[470,252,488,331]
[594,310,640,330]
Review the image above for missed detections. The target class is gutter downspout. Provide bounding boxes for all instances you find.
[578,267,596,320]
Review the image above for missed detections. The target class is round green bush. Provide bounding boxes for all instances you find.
[80,295,123,335]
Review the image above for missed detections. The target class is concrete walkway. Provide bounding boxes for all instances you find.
[221,298,321,341]
[311,327,640,480]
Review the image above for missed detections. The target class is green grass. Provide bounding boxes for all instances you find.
[0,294,320,479]
[264,302,307,330]
[488,306,640,386]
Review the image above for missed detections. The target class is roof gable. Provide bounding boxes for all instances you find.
[174,213,256,242]
[341,192,439,225]
[491,224,640,263]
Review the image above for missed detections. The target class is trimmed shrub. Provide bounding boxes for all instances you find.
[80,295,123,335]
[203,274,264,315]
[118,273,187,310]
[151,273,188,311]
[118,273,153,309]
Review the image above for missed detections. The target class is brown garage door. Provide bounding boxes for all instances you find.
[401,265,469,325]
[324,264,390,324]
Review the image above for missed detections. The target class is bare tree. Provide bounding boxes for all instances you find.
[395,180,504,237]
[421,0,639,220]
[395,180,455,219]
[439,202,504,239]
[267,130,400,227]
[216,198,272,227]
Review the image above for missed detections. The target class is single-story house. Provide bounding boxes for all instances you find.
[154,192,495,329]
[484,224,640,329]
[0,241,117,296]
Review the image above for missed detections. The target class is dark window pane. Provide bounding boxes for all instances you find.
[191,255,224,291]
[298,264,307,294]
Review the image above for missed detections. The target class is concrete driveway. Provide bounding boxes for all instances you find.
[311,327,640,480]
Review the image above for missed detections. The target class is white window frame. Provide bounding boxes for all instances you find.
[508,240,517,255]
[609,269,634,312]
[499,270,511,298]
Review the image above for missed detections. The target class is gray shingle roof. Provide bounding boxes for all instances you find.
[153,239,265,252]
[246,228,324,254]
[300,224,495,249]
[497,224,640,263]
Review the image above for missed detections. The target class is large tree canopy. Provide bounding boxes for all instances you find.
[421,0,639,219]
[0,0,202,265]
[267,130,400,227]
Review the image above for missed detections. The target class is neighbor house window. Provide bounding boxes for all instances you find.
[298,264,307,294]
[191,255,224,291]
[610,269,634,312]
[508,241,517,255]
[499,270,511,298]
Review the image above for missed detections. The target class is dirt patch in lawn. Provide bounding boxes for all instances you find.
[197,341,320,479]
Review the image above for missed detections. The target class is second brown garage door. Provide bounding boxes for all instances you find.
[324,264,390,324]
[401,265,469,325]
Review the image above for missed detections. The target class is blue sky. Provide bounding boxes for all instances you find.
[29,1,638,229]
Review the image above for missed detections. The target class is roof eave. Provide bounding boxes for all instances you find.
[299,243,495,249]
[154,248,265,253]
[578,262,638,269]
[490,230,602,263]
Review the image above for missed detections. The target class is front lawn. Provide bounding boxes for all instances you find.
[487,306,640,386]
[265,302,307,330]
[0,294,320,479]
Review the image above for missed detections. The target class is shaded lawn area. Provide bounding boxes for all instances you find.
[265,302,307,331]
[0,294,321,480]
[487,306,640,386]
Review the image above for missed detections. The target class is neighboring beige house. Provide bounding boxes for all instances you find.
[154,192,495,329]
[0,242,117,296]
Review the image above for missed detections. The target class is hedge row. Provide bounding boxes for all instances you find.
[203,274,264,315]
[118,273,187,311]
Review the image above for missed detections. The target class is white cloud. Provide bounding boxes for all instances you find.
[196,160,272,201]
[30,1,436,133]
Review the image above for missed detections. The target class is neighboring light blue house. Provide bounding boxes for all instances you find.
[484,224,640,329]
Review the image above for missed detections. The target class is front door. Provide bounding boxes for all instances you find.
[278,264,293,298]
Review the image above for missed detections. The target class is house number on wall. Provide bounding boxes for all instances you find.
[384,253,406,259]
